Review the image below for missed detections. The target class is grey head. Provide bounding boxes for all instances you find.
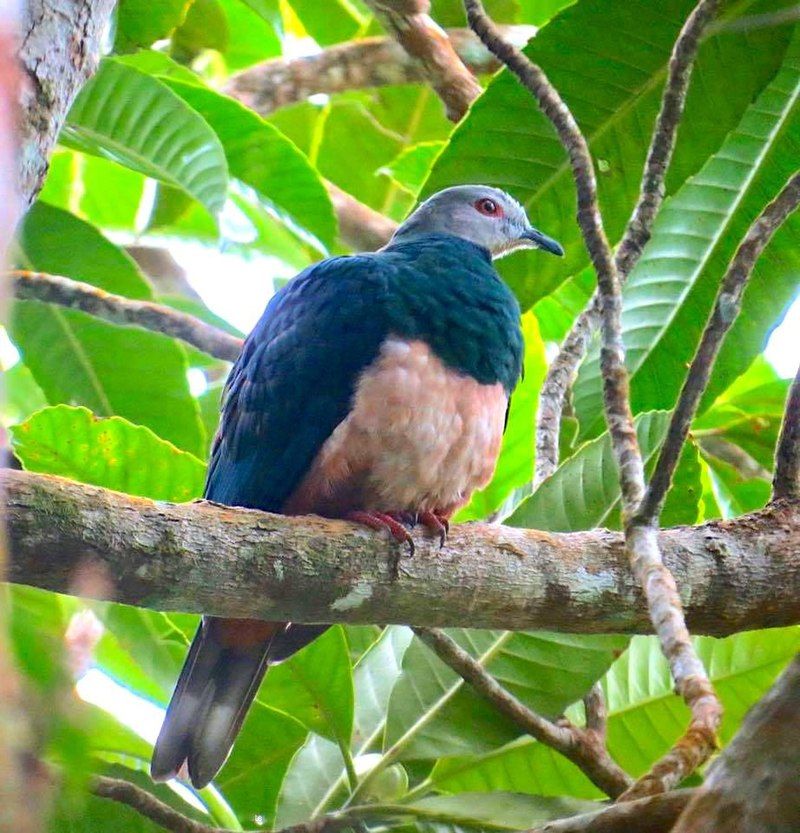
[390,185,564,259]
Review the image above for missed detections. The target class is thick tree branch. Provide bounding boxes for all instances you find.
[670,654,800,832]
[18,0,116,206]
[773,361,800,501]
[413,626,632,798]
[226,26,534,118]
[4,469,800,635]
[363,1,482,121]
[464,0,721,797]
[9,270,243,362]
[640,170,800,522]
[535,0,718,485]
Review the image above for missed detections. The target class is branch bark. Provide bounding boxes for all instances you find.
[773,360,800,501]
[670,654,800,832]
[226,26,534,118]
[4,469,800,635]
[325,181,399,252]
[18,0,116,206]
[363,1,482,121]
[9,270,243,362]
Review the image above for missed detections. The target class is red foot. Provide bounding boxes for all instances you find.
[418,511,449,547]
[346,510,415,557]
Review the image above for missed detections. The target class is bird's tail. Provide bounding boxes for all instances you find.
[151,616,327,788]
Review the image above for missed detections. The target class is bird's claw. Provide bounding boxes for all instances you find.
[346,510,415,580]
[418,510,449,548]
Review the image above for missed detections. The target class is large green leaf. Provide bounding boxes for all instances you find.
[259,626,354,745]
[287,0,365,45]
[164,80,336,250]
[10,405,205,503]
[507,411,701,532]
[383,630,628,761]
[63,60,228,216]
[458,313,547,521]
[276,627,413,826]
[115,0,189,50]
[428,627,800,799]
[573,31,800,438]
[10,203,205,455]
[423,0,794,308]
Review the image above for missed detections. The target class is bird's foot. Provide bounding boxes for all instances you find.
[418,510,449,548]
[346,510,415,556]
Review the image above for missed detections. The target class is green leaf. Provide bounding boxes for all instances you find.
[216,0,282,71]
[380,142,446,197]
[259,626,354,745]
[423,0,795,308]
[384,631,628,761]
[10,405,205,502]
[457,313,547,521]
[701,450,770,518]
[10,203,205,455]
[287,0,365,45]
[63,59,229,216]
[171,0,229,55]
[216,705,309,828]
[406,792,596,829]
[573,30,800,439]
[531,267,594,343]
[164,80,336,249]
[428,627,800,798]
[115,0,190,50]
[276,627,413,826]
[40,149,145,232]
[508,411,700,532]
[1,361,47,425]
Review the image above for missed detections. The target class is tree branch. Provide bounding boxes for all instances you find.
[4,469,800,635]
[773,361,800,501]
[464,0,721,798]
[18,0,116,206]
[639,170,800,522]
[363,1,482,121]
[9,270,243,362]
[535,0,718,485]
[413,626,632,798]
[325,181,398,252]
[92,775,346,833]
[226,26,534,118]
[670,654,800,832]
[531,789,695,833]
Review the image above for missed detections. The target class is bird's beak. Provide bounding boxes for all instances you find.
[520,227,564,257]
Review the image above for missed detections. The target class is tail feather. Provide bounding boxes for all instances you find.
[151,617,327,788]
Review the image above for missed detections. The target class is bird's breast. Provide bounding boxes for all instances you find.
[283,338,508,517]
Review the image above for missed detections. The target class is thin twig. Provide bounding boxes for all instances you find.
[413,627,632,798]
[535,0,719,485]
[325,181,398,251]
[464,0,722,798]
[92,775,345,833]
[773,360,800,501]
[226,26,534,117]
[9,270,243,362]
[364,0,482,121]
[582,683,607,741]
[640,170,800,521]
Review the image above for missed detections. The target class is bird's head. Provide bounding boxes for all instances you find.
[390,185,564,259]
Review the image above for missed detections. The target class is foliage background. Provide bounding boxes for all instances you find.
[4,0,800,830]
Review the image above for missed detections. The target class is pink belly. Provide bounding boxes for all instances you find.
[283,338,508,518]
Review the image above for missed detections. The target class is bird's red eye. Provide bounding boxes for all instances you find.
[474,197,503,217]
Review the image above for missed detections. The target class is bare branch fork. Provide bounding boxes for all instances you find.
[773,358,800,501]
[463,0,722,799]
[535,0,720,485]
